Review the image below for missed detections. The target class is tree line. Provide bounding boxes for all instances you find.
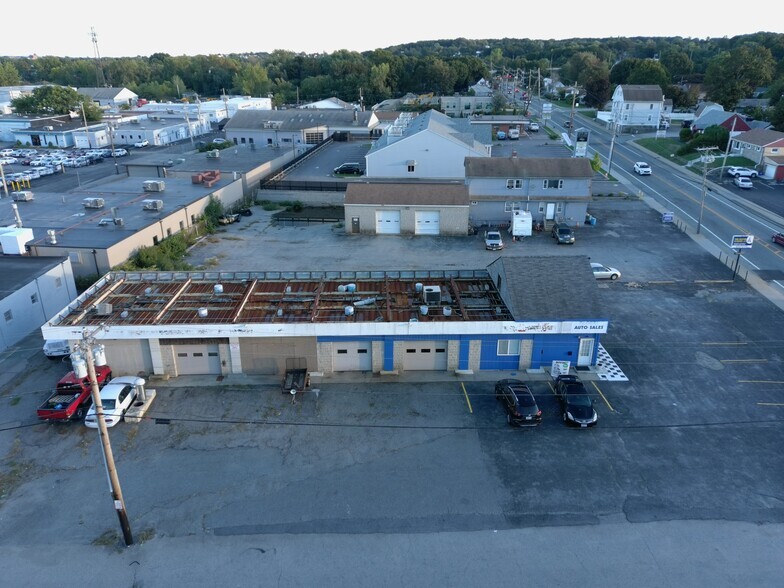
[1,33,782,126]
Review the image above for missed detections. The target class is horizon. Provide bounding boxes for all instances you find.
[0,3,778,59]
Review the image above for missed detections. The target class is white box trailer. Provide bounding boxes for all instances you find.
[510,210,532,237]
[11,190,34,202]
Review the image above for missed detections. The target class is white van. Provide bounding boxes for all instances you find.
[43,340,71,359]
[508,128,520,140]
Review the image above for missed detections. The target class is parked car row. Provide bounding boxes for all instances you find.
[495,376,599,428]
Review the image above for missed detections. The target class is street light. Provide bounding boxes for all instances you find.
[696,148,716,235]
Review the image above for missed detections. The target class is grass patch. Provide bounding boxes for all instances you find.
[137,528,156,544]
[0,439,34,501]
[92,529,123,550]
[258,200,282,211]
[221,235,244,241]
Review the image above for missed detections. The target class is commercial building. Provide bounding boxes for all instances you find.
[41,256,608,378]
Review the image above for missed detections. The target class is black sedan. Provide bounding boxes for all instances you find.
[495,379,542,426]
[553,375,598,428]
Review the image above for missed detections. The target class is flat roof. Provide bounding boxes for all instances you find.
[13,174,231,250]
[53,269,515,327]
[0,255,68,298]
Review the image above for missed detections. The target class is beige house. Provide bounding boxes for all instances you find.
[344,182,469,236]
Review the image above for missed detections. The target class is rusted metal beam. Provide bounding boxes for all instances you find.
[232,279,257,323]
[153,278,192,323]
[450,277,468,319]
[309,281,324,322]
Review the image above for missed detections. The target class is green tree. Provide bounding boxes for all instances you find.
[627,60,671,89]
[660,48,693,81]
[704,45,775,109]
[770,99,784,131]
[11,86,102,121]
[0,60,21,85]
[232,63,271,96]
[609,58,643,85]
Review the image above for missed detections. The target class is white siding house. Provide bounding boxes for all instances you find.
[610,85,665,133]
[365,110,490,180]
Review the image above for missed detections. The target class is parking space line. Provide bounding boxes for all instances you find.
[591,381,614,412]
[720,359,768,364]
[740,380,784,384]
[757,402,784,406]
[460,382,473,414]
[703,342,748,346]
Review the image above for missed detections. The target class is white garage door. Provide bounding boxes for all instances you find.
[415,211,440,235]
[332,342,372,371]
[376,210,401,234]
[402,341,448,371]
[174,344,222,375]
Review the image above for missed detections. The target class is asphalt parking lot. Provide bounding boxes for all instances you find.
[2,193,784,585]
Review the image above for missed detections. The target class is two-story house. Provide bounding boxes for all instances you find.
[365,110,489,180]
[729,129,784,181]
[610,85,665,133]
[464,156,594,228]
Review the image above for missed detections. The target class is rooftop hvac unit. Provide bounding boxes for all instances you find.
[98,218,113,226]
[82,197,105,209]
[143,180,165,192]
[114,218,124,226]
[11,190,34,202]
[43,125,54,131]
[46,229,57,244]
[94,303,113,316]
[142,199,163,211]
[423,286,441,305]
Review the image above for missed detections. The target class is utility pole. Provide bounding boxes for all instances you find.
[81,334,134,546]
[720,116,738,175]
[606,114,619,179]
[568,89,578,138]
[80,102,91,149]
[696,146,718,235]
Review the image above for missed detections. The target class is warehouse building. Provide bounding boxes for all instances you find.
[41,256,608,378]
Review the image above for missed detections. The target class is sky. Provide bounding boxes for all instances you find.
[1,3,778,58]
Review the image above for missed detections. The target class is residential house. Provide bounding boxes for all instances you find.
[729,129,784,181]
[610,85,665,133]
[77,87,139,109]
[464,156,594,227]
[691,111,751,135]
[0,251,76,353]
[300,97,355,110]
[365,110,489,180]
[344,182,469,236]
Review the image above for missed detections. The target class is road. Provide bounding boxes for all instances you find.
[534,101,784,292]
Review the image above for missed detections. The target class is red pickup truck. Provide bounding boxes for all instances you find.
[37,365,113,421]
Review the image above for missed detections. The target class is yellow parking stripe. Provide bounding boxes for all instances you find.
[460,382,473,414]
[591,381,614,412]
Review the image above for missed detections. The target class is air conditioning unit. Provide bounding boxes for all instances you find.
[98,218,114,226]
[114,218,124,226]
[423,286,441,305]
[43,125,54,131]
[143,180,165,192]
[83,197,105,209]
[142,199,163,211]
[11,190,34,202]
[94,303,113,316]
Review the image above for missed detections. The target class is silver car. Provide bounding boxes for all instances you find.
[591,262,621,280]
